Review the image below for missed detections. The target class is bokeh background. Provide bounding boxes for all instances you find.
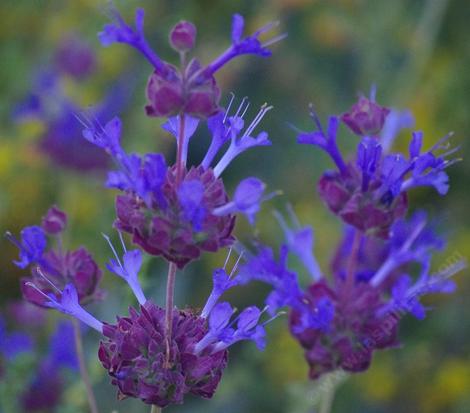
[1,0,469,412]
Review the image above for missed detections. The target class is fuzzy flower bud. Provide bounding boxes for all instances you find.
[169,21,197,52]
[41,206,67,234]
[341,95,390,137]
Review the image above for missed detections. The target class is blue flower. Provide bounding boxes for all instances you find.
[6,226,47,269]
[103,233,147,305]
[99,8,166,73]
[47,321,79,371]
[40,283,103,332]
[0,317,33,361]
[273,207,322,280]
[213,177,272,225]
[178,180,206,231]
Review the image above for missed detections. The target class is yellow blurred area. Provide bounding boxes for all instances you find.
[309,12,353,49]
[264,329,308,385]
[420,358,470,412]
[355,354,398,402]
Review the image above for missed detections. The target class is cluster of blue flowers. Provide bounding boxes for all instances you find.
[237,89,464,378]
[7,5,464,412]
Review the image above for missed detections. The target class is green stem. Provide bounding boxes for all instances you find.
[72,319,99,413]
[165,262,177,364]
[150,405,162,413]
[319,383,336,413]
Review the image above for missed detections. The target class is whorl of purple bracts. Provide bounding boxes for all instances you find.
[145,59,221,119]
[21,246,103,307]
[289,279,398,379]
[115,165,235,268]
[341,94,390,137]
[98,302,228,407]
[54,35,97,79]
[318,164,408,238]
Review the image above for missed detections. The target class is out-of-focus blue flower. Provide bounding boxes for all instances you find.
[0,317,33,361]
[239,207,464,380]
[46,320,79,371]
[6,226,46,269]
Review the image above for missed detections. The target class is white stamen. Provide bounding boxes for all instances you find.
[118,231,127,253]
[229,251,244,279]
[25,282,58,304]
[262,32,288,48]
[102,233,123,270]
[233,96,248,119]
[223,92,236,123]
[223,248,233,270]
[286,203,301,229]
[36,267,62,294]
[243,104,273,138]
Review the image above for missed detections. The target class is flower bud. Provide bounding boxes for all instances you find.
[169,21,197,52]
[341,96,390,136]
[41,206,67,234]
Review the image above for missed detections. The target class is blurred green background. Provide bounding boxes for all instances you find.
[1,0,469,412]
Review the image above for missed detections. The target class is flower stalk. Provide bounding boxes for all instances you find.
[165,262,178,364]
[72,319,99,413]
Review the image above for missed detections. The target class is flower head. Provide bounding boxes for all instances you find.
[298,106,458,237]
[8,207,103,308]
[99,8,283,118]
[82,96,273,268]
[239,207,465,380]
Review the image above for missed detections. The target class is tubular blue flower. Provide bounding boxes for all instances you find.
[99,8,166,73]
[6,226,46,269]
[380,109,414,153]
[37,283,103,332]
[273,207,322,280]
[201,251,244,318]
[162,114,200,167]
[178,180,207,231]
[202,14,286,77]
[212,177,273,225]
[357,137,382,192]
[194,302,267,354]
[297,113,347,173]
[103,233,147,305]
[238,245,303,315]
[212,101,273,177]
[370,212,445,287]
